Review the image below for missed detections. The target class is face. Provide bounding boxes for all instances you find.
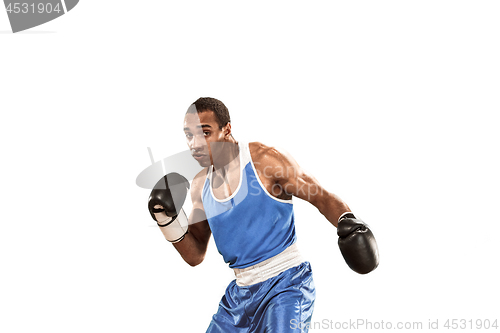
[184,110,230,167]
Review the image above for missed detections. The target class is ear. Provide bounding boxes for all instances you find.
[223,122,232,139]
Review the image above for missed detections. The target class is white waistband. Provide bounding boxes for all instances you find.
[233,243,304,286]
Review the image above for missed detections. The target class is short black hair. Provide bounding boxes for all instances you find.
[190,97,231,130]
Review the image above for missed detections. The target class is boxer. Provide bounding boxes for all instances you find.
[148,97,379,332]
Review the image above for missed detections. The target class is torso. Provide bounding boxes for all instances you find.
[199,141,297,268]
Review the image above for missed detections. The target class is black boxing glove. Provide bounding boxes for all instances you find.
[148,173,190,243]
[337,212,379,274]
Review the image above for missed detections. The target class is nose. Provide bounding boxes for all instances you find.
[190,133,206,151]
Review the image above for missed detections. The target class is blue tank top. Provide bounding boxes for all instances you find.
[202,142,297,269]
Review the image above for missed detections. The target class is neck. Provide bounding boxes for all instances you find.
[212,138,239,172]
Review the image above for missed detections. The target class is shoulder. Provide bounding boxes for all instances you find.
[248,142,301,184]
[249,141,283,162]
[191,167,209,189]
[190,167,209,200]
[249,141,295,169]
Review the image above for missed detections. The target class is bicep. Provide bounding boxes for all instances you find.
[271,148,326,206]
[254,144,349,226]
[282,166,327,207]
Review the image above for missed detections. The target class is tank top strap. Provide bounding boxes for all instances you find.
[238,141,251,167]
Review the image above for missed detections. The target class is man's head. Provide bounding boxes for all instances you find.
[192,97,231,130]
[184,97,235,167]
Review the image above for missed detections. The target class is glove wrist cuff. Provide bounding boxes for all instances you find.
[157,215,175,227]
[338,212,356,222]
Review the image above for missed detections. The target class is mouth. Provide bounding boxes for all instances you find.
[192,154,207,161]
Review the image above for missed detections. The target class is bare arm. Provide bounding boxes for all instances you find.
[168,170,211,266]
[251,143,379,273]
[252,143,350,228]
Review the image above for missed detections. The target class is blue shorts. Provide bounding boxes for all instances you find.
[206,261,316,333]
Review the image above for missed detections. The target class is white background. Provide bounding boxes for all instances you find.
[1,1,499,332]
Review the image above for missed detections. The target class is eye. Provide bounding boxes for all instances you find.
[203,131,210,136]
[185,133,193,138]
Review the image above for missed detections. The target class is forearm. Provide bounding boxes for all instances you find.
[316,191,351,228]
[169,208,210,267]
[171,229,208,267]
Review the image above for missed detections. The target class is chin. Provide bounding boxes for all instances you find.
[198,159,211,168]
